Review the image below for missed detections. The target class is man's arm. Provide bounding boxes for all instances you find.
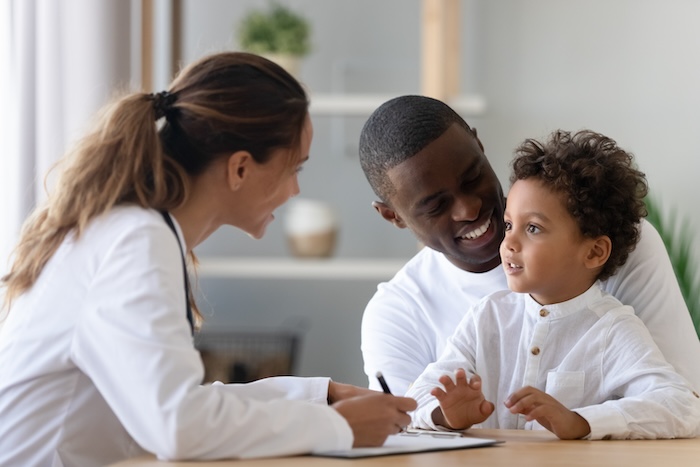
[602,219,700,390]
[361,283,434,396]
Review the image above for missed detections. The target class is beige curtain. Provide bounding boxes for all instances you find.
[0,0,134,279]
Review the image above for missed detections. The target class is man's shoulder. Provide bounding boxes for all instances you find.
[383,247,463,291]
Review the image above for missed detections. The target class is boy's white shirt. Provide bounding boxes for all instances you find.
[405,284,700,439]
[362,219,700,396]
[0,206,352,466]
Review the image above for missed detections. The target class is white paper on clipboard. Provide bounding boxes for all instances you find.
[311,429,501,459]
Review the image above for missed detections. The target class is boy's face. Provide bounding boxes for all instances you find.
[500,178,600,305]
[375,124,505,273]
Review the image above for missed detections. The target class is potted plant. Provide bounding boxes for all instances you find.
[237,2,311,77]
[645,195,700,338]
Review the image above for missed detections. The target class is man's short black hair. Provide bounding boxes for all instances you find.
[359,95,472,202]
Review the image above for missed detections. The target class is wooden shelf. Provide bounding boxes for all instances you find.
[197,257,406,281]
[309,93,486,116]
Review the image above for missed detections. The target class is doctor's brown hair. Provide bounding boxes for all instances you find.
[1,52,309,319]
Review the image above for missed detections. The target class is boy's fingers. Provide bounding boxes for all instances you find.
[454,368,469,385]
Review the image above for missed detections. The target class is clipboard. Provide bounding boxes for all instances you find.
[311,429,502,459]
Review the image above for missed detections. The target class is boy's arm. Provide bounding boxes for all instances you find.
[504,386,590,439]
[405,314,481,430]
[575,312,700,439]
[602,219,700,390]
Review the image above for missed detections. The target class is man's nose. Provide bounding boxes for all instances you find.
[451,193,481,222]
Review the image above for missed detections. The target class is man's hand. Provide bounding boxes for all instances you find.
[504,386,590,439]
[332,393,417,447]
[430,369,494,430]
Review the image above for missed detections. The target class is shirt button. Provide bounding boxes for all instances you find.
[539,309,549,317]
[531,346,540,356]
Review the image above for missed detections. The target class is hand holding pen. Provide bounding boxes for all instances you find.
[328,374,417,447]
[376,371,393,395]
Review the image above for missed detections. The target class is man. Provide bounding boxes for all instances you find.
[358,95,700,396]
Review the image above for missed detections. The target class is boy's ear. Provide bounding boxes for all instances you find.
[584,235,612,270]
[372,201,407,229]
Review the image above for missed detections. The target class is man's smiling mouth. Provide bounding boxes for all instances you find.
[460,217,491,240]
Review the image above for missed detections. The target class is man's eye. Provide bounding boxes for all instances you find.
[427,201,447,216]
[462,170,482,186]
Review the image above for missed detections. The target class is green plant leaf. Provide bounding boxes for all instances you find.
[645,195,700,339]
[237,2,311,56]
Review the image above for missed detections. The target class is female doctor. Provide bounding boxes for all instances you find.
[0,52,416,466]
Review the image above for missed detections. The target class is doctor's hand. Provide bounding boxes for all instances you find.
[431,368,494,430]
[332,393,417,447]
[327,381,377,403]
[504,386,590,439]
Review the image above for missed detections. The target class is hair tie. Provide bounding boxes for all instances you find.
[149,90,177,121]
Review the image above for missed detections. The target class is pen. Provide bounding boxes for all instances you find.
[376,371,392,394]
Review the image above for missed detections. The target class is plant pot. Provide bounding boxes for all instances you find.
[261,53,301,78]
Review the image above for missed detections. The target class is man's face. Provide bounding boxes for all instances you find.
[377,124,505,272]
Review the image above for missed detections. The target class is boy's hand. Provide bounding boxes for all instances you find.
[430,368,495,430]
[504,386,591,439]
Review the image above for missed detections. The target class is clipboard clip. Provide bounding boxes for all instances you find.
[400,428,464,438]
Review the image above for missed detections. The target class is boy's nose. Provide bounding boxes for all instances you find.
[502,232,519,252]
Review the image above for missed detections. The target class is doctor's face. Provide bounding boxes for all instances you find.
[239,115,313,239]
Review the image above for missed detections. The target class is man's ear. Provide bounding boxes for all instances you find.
[470,126,485,153]
[372,201,407,229]
[226,151,253,191]
[584,235,612,270]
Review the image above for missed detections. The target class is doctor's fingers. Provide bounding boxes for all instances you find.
[391,395,418,412]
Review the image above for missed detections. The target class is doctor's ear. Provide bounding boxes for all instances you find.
[372,201,407,229]
[226,151,253,191]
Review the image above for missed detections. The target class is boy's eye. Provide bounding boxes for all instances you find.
[504,220,512,231]
[526,224,540,234]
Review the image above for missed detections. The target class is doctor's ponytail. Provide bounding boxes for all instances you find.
[2,52,309,313]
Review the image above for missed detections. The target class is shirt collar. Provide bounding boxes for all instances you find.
[523,282,604,319]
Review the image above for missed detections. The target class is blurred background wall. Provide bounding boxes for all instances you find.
[3,0,699,386]
[177,0,700,386]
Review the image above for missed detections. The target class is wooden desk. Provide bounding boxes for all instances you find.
[110,429,700,467]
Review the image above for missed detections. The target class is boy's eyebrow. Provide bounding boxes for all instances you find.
[504,209,551,223]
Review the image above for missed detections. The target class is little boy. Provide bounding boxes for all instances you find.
[406,129,700,440]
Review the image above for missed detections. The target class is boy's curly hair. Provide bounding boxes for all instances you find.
[510,130,648,281]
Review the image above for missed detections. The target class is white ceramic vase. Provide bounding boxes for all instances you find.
[283,198,338,258]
